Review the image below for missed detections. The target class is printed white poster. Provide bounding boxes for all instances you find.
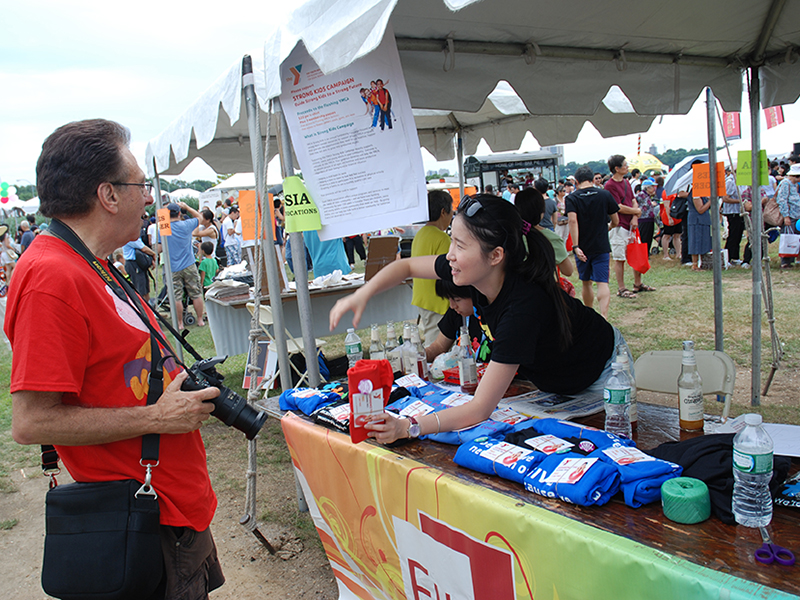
[279,25,427,241]
[394,517,475,600]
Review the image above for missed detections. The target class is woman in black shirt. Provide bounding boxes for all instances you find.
[330,195,625,444]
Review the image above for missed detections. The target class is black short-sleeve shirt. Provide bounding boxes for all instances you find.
[434,254,615,394]
[564,187,620,256]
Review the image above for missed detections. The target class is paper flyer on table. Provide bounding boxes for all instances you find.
[279,25,427,241]
[498,389,604,420]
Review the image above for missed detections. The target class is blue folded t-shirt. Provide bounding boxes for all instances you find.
[523,451,620,506]
[279,388,341,415]
[454,437,546,484]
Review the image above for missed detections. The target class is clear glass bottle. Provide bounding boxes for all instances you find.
[401,323,415,374]
[458,325,478,394]
[615,345,637,430]
[410,326,429,380]
[385,322,403,373]
[603,362,632,438]
[369,324,385,360]
[344,328,363,369]
[678,340,704,431]
[732,413,774,527]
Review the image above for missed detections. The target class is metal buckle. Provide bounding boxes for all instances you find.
[135,460,159,499]
[43,468,61,489]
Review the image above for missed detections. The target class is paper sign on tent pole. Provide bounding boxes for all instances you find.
[157,208,172,236]
[692,162,725,196]
[283,176,322,232]
[278,24,427,241]
[736,149,769,186]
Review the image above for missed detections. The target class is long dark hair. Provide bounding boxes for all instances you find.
[458,194,572,349]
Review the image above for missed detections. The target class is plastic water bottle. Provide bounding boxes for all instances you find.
[458,325,478,394]
[603,362,632,438]
[678,340,704,431]
[615,345,637,430]
[369,324,385,360]
[385,322,403,373]
[344,328,363,369]
[732,413,774,527]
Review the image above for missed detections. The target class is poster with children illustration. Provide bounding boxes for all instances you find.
[279,25,426,241]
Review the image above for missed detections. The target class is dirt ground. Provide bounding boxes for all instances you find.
[1,367,797,600]
[0,421,340,600]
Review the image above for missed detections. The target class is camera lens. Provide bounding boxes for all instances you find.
[210,388,267,440]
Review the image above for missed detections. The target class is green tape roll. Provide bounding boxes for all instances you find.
[661,477,711,524]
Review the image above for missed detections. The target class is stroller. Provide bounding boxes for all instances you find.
[154,283,196,326]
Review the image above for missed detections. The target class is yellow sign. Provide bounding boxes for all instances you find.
[736,150,769,186]
[692,162,725,196]
[283,176,322,233]
[157,208,171,236]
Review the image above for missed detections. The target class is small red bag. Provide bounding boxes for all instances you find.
[626,229,651,274]
[348,359,394,443]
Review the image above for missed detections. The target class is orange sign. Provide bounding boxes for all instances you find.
[238,190,275,241]
[691,162,725,196]
[157,208,171,236]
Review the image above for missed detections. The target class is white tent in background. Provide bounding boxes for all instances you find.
[168,188,202,200]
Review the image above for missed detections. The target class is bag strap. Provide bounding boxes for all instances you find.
[40,219,172,487]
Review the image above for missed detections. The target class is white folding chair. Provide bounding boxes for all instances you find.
[245,302,327,389]
[633,350,736,426]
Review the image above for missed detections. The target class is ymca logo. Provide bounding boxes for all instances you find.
[288,64,303,85]
[395,513,515,600]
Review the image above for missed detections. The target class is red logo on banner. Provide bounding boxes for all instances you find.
[722,112,741,140]
[419,513,516,600]
[765,106,785,129]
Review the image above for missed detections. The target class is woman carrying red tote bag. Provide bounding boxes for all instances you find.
[626,229,651,274]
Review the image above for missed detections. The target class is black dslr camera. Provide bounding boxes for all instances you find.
[181,356,267,440]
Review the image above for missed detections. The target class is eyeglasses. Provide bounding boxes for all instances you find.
[112,182,154,195]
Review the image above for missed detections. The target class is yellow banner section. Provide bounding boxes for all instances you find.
[281,414,791,600]
[283,176,322,233]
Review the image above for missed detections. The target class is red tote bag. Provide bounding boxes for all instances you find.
[626,229,650,274]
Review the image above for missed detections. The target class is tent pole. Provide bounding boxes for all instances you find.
[705,87,724,351]
[456,132,465,200]
[749,67,763,406]
[242,56,293,394]
[151,160,183,362]
[275,98,321,388]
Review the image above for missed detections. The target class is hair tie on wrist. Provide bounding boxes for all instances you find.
[521,220,532,235]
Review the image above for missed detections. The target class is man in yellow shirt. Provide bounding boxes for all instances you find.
[411,190,453,345]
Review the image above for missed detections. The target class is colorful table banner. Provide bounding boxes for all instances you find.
[281,414,793,600]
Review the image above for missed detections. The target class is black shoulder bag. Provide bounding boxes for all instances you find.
[40,219,173,600]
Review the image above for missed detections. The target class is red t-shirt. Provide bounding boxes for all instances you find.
[604,178,634,230]
[5,235,216,530]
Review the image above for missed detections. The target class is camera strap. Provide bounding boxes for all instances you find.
[42,219,170,477]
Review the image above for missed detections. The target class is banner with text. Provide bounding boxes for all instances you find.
[279,26,427,241]
[722,111,741,140]
[765,106,785,130]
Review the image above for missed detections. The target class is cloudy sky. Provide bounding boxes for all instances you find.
[2,0,799,189]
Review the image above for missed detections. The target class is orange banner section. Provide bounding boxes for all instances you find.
[692,162,725,196]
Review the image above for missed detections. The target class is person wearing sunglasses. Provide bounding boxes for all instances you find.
[330,194,629,444]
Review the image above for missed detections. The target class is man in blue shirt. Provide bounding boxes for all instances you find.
[159,202,205,327]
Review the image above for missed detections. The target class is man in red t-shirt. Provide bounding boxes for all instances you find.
[604,154,655,298]
[6,119,225,599]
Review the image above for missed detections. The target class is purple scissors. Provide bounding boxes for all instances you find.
[755,527,795,566]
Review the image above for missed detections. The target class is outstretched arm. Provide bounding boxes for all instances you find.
[329,255,439,330]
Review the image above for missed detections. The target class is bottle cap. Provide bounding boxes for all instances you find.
[744,413,763,426]
[347,328,354,333]
[611,362,622,370]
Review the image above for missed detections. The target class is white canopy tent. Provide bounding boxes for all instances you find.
[147,0,800,400]
[144,0,800,553]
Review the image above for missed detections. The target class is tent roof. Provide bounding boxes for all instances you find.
[147,0,800,176]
